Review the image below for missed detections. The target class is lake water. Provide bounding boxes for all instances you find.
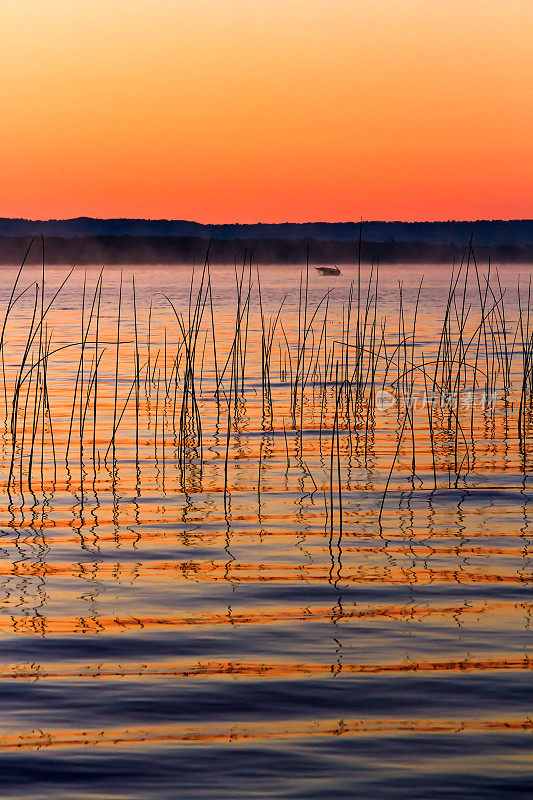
[0,261,530,799]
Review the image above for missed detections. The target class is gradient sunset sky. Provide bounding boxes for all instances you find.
[1,0,531,222]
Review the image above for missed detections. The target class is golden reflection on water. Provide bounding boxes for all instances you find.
[0,717,531,752]
[0,655,530,682]
[2,601,521,636]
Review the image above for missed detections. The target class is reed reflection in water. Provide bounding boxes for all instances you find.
[0,250,530,799]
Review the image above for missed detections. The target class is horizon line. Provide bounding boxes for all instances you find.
[1,216,532,225]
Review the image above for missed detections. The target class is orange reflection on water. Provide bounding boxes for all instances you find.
[0,716,531,752]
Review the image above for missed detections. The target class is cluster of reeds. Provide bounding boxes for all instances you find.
[0,238,532,527]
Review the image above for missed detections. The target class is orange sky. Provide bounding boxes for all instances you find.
[1,0,531,222]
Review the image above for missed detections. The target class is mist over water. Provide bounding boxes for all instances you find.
[0,261,530,799]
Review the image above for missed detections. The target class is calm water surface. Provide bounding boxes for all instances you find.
[0,261,530,799]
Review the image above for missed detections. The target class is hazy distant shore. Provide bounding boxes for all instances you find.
[1,235,532,266]
[1,218,533,246]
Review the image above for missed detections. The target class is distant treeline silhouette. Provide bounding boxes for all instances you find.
[0,235,532,265]
[0,217,532,246]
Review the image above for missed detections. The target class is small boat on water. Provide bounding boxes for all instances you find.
[315,265,342,276]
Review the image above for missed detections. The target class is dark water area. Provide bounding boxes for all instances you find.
[0,262,530,798]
